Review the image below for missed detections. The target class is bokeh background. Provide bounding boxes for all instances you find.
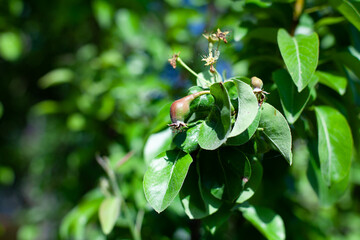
[1,0,360,239]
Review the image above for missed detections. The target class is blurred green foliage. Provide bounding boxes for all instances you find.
[0,0,359,239]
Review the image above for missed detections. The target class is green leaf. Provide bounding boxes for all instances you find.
[314,106,353,185]
[38,68,74,89]
[237,158,263,203]
[197,150,225,206]
[272,69,311,124]
[202,205,232,235]
[0,31,22,61]
[60,190,103,240]
[316,71,347,95]
[173,123,201,153]
[143,128,173,165]
[239,203,285,240]
[218,148,251,202]
[307,143,350,206]
[314,17,345,29]
[92,0,113,29]
[259,103,293,165]
[228,79,259,138]
[277,29,319,92]
[198,82,231,150]
[189,90,214,113]
[197,148,251,205]
[143,149,193,213]
[330,0,360,31]
[227,110,261,146]
[196,70,222,88]
[99,197,120,235]
[180,164,212,219]
[335,51,360,80]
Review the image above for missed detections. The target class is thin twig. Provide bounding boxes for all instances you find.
[116,151,135,169]
[177,57,200,79]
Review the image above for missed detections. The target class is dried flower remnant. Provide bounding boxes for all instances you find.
[216,28,229,44]
[202,52,217,66]
[202,32,219,42]
[168,52,180,69]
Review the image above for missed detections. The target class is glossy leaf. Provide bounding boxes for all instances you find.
[198,82,231,150]
[239,203,285,240]
[277,29,319,92]
[143,128,172,165]
[189,91,214,113]
[330,0,360,31]
[237,158,263,203]
[314,106,353,185]
[99,197,120,235]
[316,71,347,95]
[227,110,261,146]
[259,103,293,165]
[273,69,311,124]
[173,123,201,153]
[228,79,259,137]
[143,149,193,213]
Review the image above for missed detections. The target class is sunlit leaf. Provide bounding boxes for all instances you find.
[99,197,120,235]
[259,103,293,165]
[277,29,319,91]
[38,68,74,89]
[316,71,347,95]
[228,79,259,138]
[239,203,285,240]
[314,106,353,185]
[0,31,22,61]
[198,82,231,150]
[227,110,261,146]
[273,69,311,124]
[196,70,222,88]
[92,0,113,29]
[143,149,193,213]
[143,128,172,165]
[60,190,103,240]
